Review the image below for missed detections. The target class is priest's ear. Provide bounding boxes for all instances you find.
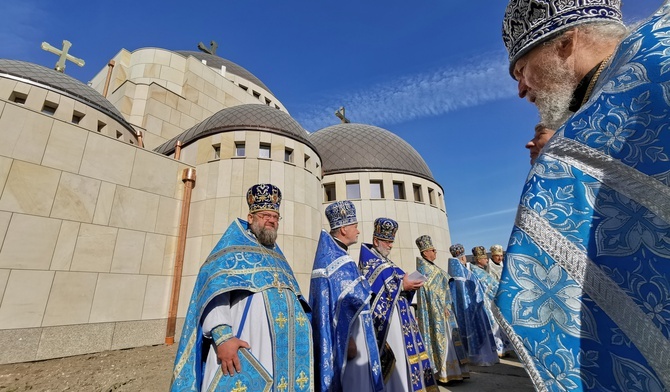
[554,29,576,60]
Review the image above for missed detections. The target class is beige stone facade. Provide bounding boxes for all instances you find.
[0,47,452,364]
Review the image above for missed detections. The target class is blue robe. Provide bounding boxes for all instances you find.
[415,256,469,382]
[495,4,670,391]
[309,231,384,392]
[359,244,438,392]
[171,219,314,392]
[447,258,498,366]
[471,266,512,357]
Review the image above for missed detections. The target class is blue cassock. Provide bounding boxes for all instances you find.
[447,258,498,366]
[309,231,384,392]
[495,3,670,391]
[171,219,313,392]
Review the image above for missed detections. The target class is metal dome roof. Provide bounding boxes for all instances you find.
[154,104,317,155]
[310,123,434,181]
[0,59,135,134]
[175,51,272,93]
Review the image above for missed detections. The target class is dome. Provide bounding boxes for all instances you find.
[0,59,135,134]
[175,51,272,93]
[154,104,317,155]
[310,123,434,181]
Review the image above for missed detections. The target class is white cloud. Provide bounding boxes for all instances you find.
[294,52,516,131]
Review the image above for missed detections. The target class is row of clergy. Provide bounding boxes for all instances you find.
[169,183,514,392]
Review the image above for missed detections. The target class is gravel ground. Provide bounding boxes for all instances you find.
[0,344,177,392]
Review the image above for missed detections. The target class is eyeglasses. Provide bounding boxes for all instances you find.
[256,212,282,221]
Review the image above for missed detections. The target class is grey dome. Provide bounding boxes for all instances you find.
[175,51,272,93]
[154,104,317,155]
[0,59,135,134]
[310,123,434,181]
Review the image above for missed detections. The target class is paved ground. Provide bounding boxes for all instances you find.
[439,357,535,391]
[0,344,535,391]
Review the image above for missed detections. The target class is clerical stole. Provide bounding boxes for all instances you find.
[359,244,438,392]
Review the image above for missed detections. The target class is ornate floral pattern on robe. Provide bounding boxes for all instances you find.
[495,3,670,391]
[471,266,512,357]
[171,219,314,392]
[415,257,470,382]
[359,244,438,392]
[309,231,384,392]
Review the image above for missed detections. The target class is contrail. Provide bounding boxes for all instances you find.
[294,52,516,132]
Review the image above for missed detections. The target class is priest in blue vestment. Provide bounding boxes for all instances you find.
[171,184,314,392]
[498,1,670,390]
[447,244,498,367]
[359,218,438,392]
[414,235,470,383]
[309,201,384,392]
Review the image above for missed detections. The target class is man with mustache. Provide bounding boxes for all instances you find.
[498,1,670,390]
[171,184,313,392]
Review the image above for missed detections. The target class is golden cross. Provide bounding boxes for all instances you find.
[296,312,308,327]
[275,312,287,328]
[41,40,85,73]
[231,380,248,392]
[277,376,288,392]
[335,106,350,123]
[296,371,309,389]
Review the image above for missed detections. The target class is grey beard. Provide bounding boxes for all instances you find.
[250,224,277,247]
[534,52,579,130]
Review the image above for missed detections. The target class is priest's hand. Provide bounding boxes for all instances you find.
[347,337,357,359]
[216,337,251,376]
[402,275,424,291]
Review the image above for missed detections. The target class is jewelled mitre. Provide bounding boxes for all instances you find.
[325,200,357,230]
[246,183,282,213]
[472,245,488,260]
[490,244,504,256]
[373,217,398,241]
[415,235,435,253]
[449,243,465,258]
[502,0,623,75]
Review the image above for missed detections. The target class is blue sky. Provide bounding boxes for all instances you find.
[1,0,664,253]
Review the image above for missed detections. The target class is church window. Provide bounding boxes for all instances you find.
[97,121,106,133]
[253,91,261,99]
[9,91,27,104]
[116,131,123,140]
[370,180,384,199]
[41,101,58,115]
[259,143,271,159]
[239,84,248,91]
[346,181,361,199]
[324,183,336,202]
[213,144,221,160]
[428,187,436,205]
[235,142,245,157]
[413,184,423,202]
[304,154,310,168]
[393,181,406,200]
[265,98,271,106]
[72,111,84,124]
[285,148,294,163]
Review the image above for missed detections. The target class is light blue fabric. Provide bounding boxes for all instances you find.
[496,3,670,391]
[170,218,313,392]
[447,258,498,366]
[309,230,384,392]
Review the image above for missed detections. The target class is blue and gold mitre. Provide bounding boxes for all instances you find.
[415,235,434,253]
[373,217,398,241]
[472,245,488,260]
[502,0,623,75]
[246,183,282,213]
[449,243,465,258]
[325,200,357,230]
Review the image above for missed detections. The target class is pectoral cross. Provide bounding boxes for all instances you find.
[197,40,218,55]
[41,40,85,73]
[335,106,350,123]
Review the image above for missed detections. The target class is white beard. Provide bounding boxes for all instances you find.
[534,53,579,130]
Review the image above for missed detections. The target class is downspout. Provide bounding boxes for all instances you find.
[102,60,115,97]
[165,167,196,345]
